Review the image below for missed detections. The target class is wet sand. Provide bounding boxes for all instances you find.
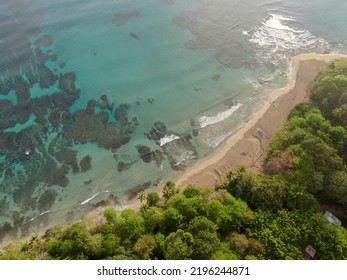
[175,53,347,188]
[2,53,347,248]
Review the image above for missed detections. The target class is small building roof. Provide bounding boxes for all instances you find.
[305,245,317,258]
[323,211,342,226]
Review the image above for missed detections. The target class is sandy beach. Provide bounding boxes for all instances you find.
[2,53,347,247]
[174,53,347,189]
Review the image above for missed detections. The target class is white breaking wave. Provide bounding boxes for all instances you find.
[199,103,242,129]
[270,13,295,22]
[173,150,197,166]
[80,190,109,205]
[264,16,302,34]
[27,211,50,223]
[243,13,329,67]
[159,134,180,146]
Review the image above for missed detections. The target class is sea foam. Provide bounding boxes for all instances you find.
[243,13,329,68]
[80,191,110,205]
[159,134,180,146]
[199,103,242,129]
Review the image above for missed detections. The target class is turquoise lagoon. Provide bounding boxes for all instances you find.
[0,0,347,243]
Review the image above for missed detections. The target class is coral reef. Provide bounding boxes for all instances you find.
[80,155,92,172]
[0,2,139,243]
[113,10,140,27]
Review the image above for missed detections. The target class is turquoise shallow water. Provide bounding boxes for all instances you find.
[1,0,347,243]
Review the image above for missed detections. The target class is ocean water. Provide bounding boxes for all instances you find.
[1,0,347,243]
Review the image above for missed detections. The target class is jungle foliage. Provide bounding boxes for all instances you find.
[1,60,347,260]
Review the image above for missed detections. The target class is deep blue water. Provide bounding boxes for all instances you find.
[0,0,347,243]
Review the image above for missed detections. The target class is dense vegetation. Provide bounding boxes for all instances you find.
[1,59,347,260]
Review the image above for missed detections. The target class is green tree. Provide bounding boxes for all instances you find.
[162,207,183,234]
[137,191,146,203]
[187,216,220,259]
[142,206,165,233]
[163,229,194,260]
[146,192,160,207]
[103,207,118,224]
[310,215,347,260]
[325,171,347,206]
[248,210,313,259]
[166,193,204,222]
[54,222,93,259]
[162,181,178,200]
[211,242,238,260]
[102,233,121,257]
[183,185,202,198]
[116,209,145,248]
[133,234,156,260]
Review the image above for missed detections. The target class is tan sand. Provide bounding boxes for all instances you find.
[3,53,347,248]
[174,53,347,189]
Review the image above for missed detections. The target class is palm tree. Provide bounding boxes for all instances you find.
[137,191,146,203]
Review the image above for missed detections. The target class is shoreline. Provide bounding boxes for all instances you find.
[121,53,347,206]
[174,52,347,188]
[2,53,347,247]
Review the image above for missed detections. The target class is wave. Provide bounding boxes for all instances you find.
[27,211,50,223]
[173,150,197,166]
[243,13,329,68]
[80,190,110,205]
[159,134,180,146]
[269,13,295,22]
[264,15,302,34]
[199,103,242,129]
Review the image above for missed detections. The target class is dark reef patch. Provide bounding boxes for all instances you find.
[117,161,132,172]
[146,121,168,143]
[127,181,152,200]
[38,63,58,89]
[212,74,221,81]
[113,10,140,27]
[80,155,92,172]
[37,189,57,213]
[136,144,152,163]
[129,32,139,39]
[0,100,16,129]
[52,145,80,174]
[144,121,198,171]
[35,34,53,47]
[59,72,80,98]
[136,144,164,168]
[0,1,142,244]
[60,101,135,150]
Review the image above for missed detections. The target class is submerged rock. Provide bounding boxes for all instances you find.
[0,85,11,95]
[146,121,168,142]
[48,109,60,128]
[136,144,152,163]
[212,74,221,81]
[50,54,58,62]
[80,155,92,172]
[127,181,151,200]
[68,102,135,150]
[152,149,164,167]
[129,32,139,39]
[59,72,80,98]
[34,34,53,47]
[37,189,57,213]
[113,10,140,27]
[0,100,16,129]
[117,161,133,172]
[145,121,198,171]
